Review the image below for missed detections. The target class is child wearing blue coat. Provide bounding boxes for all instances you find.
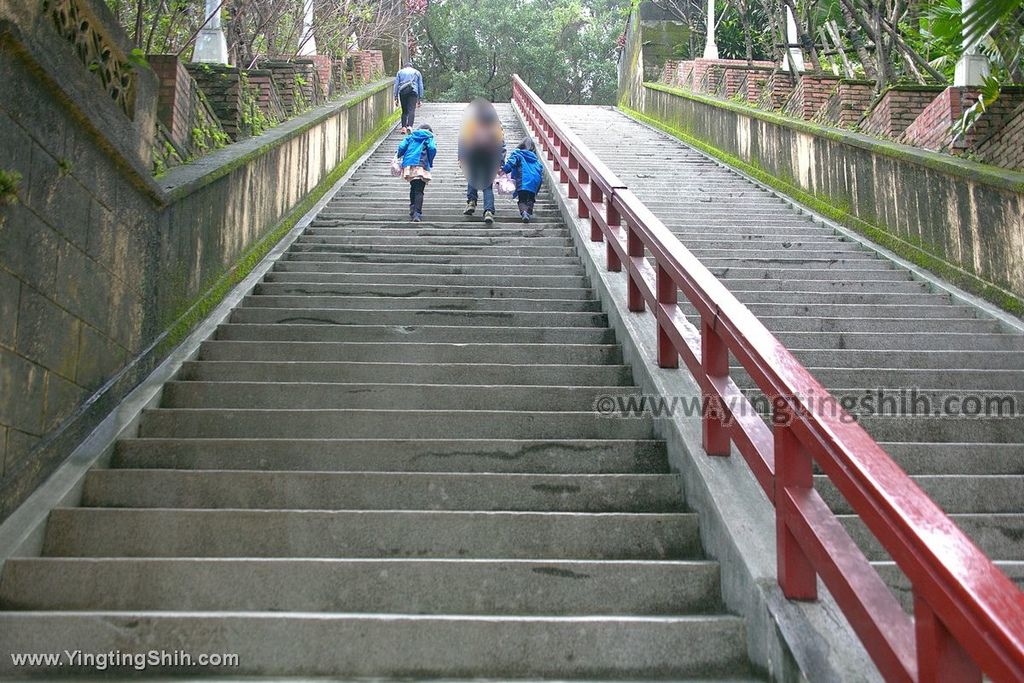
[502,138,544,223]
[396,124,437,222]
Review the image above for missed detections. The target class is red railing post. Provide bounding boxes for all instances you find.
[914,596,982,683]
[568,156,579,200]
[578,169,590,218]
[606,203,621,270]
[701,316,730,456]
[775,408,817,600]
[656,264,678,368]
[589,185,603,241]
[558,141,570,183]
[629,228,646,313]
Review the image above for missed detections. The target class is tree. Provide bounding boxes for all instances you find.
[411,0,625,103]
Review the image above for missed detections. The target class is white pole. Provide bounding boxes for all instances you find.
[193,0,229,64]
[781,6,805,72]
[954,0,989,86]
[702,0,719,59]
[298,0,317,56]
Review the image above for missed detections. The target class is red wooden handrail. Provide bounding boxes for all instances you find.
[511,74,1024,683]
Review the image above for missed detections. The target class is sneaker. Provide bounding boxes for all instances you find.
[483,210,494,225]
[521,211,531,223]
[463,200,476,216]
[411,212,422,223]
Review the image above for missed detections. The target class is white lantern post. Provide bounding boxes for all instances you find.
[702,0,719,59]
[781,6,805,72]
[193,0,229,64]
[954,0,989,86]
[298,0,317,56]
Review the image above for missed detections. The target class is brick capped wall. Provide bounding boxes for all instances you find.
[676,60,695,89]
[782,73,840,120]
[813,80,873,128]
[975,100,1024,171]
[243,69,285,124]
[185,63,246,140]
[756,71,795,111]
[148,54,192,146]
[255,60,300,115]
[859,86,945,140]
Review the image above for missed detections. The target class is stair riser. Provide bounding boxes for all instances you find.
[111,439,671,474]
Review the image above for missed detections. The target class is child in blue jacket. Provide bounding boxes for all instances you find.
[396,124,437,222]
[502,138,544,223]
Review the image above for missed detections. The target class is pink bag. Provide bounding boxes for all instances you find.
[390,156,403,177]
[494,172,515,195]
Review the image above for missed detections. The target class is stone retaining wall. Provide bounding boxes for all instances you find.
[631,83,1024,313]
[0,2,396,518]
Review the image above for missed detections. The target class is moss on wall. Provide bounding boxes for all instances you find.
[621,104,1024,315]
[156,108,400,354]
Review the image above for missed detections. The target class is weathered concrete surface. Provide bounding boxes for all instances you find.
[0,0,395,519]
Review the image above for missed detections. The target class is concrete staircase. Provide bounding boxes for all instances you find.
[548,105,1024,604]
[0,105,759,680]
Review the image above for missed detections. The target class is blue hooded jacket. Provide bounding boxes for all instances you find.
[397,129,437,170]
[502,148,543,196]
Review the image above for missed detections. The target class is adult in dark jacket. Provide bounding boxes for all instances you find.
[396,124,437,222]
[501,138,544,222]
[394,63,424,134]
[458,99,505,225]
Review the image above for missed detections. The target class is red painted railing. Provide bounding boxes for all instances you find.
[511,74,1024,682]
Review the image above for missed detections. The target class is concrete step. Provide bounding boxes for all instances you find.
[719,277,926,293]
[841,513,1024,561]
[163,381,627,411]
[728,290,955,307]
[297,234,574,247]
[229,306,608,328]
[880,442,1024,475]
[138,409,656,440]
[264,271,591,287]
[683,301,980,320]
[779,349,1024,370]
[111,438,671,474]
[714,315,997,334]
[788,367,1024,391]
[857,415,1024,442]
[42,508,701,560]
[198,340,622,365]
[242,294,602,312]
[253,281,595,300]
[773,331,1024,352]
[183,359,634,386]
[712,264,913,280]
[0,612,751,679]
[80,470,685,513]
[0,557,720,614]
[308,225,572,237]
[213,323,616,344]
[288,244,578,258]
[817,474,1024,514]
[274,260,586,275]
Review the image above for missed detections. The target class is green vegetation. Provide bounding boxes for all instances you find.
[0,170,21,207]
[413,0,625,103]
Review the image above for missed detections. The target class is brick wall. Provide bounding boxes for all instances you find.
[782,73,840,120]
[244,69,286,125]
[148,55,192,146]
[756,71,795,111]
[255,60,300,115]
[975,100,1024,170]
[859,86,945,140]
[185,63,247,140]
[813,80,873,128]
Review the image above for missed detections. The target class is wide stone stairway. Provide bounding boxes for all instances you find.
[550,105,1024,600]
[0,104,760,679]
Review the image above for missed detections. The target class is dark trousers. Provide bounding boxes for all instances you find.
[400,91,417,128]
[409,179,426,215]
[517,190,537,215]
